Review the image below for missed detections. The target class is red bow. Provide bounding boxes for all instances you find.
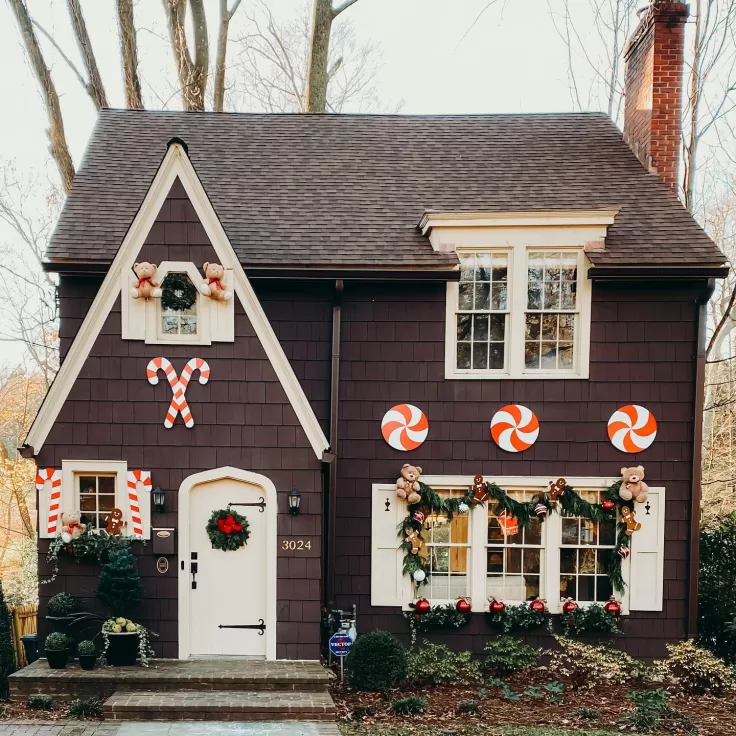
[138,277,153,287]
[208,277,224,291]
[217,514,242,535]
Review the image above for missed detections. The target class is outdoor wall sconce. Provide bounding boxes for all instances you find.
[152,487,166,514]
[288,489,302,515]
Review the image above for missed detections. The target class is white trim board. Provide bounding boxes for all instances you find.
[26,143,329,459]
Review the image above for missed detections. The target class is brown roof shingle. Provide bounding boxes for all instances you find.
[45,109,725,272]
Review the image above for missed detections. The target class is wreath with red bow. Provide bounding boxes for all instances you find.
[206,509,250,551]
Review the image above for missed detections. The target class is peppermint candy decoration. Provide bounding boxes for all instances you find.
[381,404,429,451]
[607,404,657,454]
[490,404,540,453]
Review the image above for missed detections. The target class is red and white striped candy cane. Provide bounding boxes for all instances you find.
[127,470,151,537]
[36,469,62,536]
[146,357,210,428]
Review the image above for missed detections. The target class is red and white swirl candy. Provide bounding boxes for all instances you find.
[490,404,539,453]
[381,404,429,451]
[607,404,657,454]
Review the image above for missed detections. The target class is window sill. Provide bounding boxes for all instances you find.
[446,369,589,380]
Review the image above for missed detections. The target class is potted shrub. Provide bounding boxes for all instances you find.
[46,593,80,634]
[44,632,70,669]
[77,640,97,670]
[101,618,155,666]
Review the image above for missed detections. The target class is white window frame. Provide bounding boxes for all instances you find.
[61,460,128,531]
[446,246,592,380]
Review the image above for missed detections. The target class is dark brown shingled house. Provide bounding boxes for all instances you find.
[25,1,727,660]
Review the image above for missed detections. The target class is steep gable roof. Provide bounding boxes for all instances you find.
[25,142,330,459]
[45,110,725,274]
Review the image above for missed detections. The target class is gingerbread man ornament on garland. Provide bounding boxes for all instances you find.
[620,505,641,536]
[472,475,488,505]
[405,529,424,555]
[548,478,566,508]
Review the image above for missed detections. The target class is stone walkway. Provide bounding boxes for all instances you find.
[0,722,341,735]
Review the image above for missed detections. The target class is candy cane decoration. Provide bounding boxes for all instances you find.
[147,357,210,428]
[607,404,657,454]
[36,469,62,537]
[127,470,151,537]
[381,404,429,451]
[490,404,540,453]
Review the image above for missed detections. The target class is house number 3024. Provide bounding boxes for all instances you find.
[281,539,312,551]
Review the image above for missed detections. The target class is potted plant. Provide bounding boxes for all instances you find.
[101,618,155,666]
[46,593,80,634]
[44,632,70,669]
[77,640,97,670]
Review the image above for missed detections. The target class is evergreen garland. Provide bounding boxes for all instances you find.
[487,602,549,634]
[161,272,197,312]
[96,548,144,616]
[0,578,16,698]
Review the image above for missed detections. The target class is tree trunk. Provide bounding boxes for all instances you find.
[305,0,334,113]
[7,0,75,193]
[214,0,242,112]
[683,0,702,213]
[163,0,210,112]
[66,0,108,110]
[116,0,143,109]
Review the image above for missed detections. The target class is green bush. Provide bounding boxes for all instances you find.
[46,592,80,618]
[457,699,479,714]
[0,579,16,699]
[96,549,143,615]
[545,637,645,690]
[572,706,600,720]
[390,696,426,716]
[44,632,70,651]
[28,695,54,710]
[699,514,736,664]
[67,697,103,719]
[77,640,96,656]
[406,641,481,685]
[653,640,733,696]
[349,631,407,691]
[621,689,696,734]
[483,635,540,675]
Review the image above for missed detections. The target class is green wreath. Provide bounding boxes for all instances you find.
[161,273,198,312]
[206,509,250,551]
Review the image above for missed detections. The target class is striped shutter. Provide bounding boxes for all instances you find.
[36,469,63,539]
[123,470,152,539]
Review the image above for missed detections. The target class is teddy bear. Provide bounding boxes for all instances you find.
[130,262,162,300]
[619,466,649,504]
[199,262,233,301]
[60,511,86,543]
[105,508,126,536]
[396,464,422,505]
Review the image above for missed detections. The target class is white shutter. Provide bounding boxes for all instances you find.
[371,486,409,607]
[628,487,666,611]
[121,470,152,540]
[36,469,63,539]
[210,268,235,342]
[120,269,146,340]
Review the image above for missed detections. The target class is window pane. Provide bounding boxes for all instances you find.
[527,283,542,309]
[600,519,616,546]
[525,314,541,340]
[507,547,522,574]
[457,343,471,369]
[561,283,576,309]
[580,519,597,545]
[491,283,507,310]
[524,575,540,600]
[559,344,574,369]
[476,253,492,281]
[525,518,542,545]
[79,477,96,495]
[458,283,473,310]
[596,576,613,602]
[560,548,576,574]
[457,314,472,341]
[522,549,540,574]
[80,495,97,512]
[560,252,578,281]
[487,548,504,573]
[489,343,505,370]
[544,282,560,310]
[561,518,579,544]
[459,253,475,281]
[525,343,540,369]
[162,316,178,334]
[528,253,544,281]
[474,282,490,310]
[98,476,115,494]
[473,314,489,341]
[450,515,469,545]
[544,253,561,282]
[541,343,557,369]
[578,576,595,601]
[489,314,505,341]
[492,254,508,282]
[472,343,488,369]
[180,317,197,335]
[559,315,575,341]
[99,495,115,511]
[542,314,558,340]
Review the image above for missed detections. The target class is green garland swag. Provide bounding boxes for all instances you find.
[161,272,197,312]
[206,509,250,551]
[399,478,629,595]
[403,603,470,646]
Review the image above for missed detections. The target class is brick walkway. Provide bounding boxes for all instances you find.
[0,722,341,735]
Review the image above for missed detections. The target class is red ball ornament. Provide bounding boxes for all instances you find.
[456,597,472,614]
[488,597,506,615]
[604,597,622,616]
[529,598,546,614]
[414,597,431,614]
[562,598,578,615]
[602,500,615,511]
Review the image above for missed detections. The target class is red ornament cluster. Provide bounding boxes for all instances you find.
[216,514,243,535]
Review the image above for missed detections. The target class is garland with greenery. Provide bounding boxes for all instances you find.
[487,602,550,634]
[161,272,197,312]
[561,602,620,636]
[206,509,250,551]
[399,477,630,596]
[403,603,471,645]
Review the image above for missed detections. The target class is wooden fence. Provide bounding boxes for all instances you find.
[10,604,37,668]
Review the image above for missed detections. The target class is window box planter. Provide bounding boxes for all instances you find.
[105,632,139,666]
[45,649,69,669]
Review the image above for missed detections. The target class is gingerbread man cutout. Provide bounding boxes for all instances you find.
[620,505,641,536]
[548,478,567,508]
[405,529,424,555]
[105,508,125,536]
[472,474,488,505]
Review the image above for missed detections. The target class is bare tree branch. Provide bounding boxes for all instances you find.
[116,0,144,109]
[214,0,244,112]
[66,0,108,110]
[31,19,87,92]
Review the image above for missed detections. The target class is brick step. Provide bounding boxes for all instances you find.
[102,689,337,722]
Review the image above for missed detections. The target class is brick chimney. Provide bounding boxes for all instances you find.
[623,1,689,193]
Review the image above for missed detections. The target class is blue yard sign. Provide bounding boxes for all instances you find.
[328,632,352,657]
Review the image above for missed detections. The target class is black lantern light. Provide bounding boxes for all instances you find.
[288,488,301,515]
[152,487,166,513]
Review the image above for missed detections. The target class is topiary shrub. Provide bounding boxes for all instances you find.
[406,641,481,685]
[77,640,96,656]
[653,640,734,696]
[390,696,426,716]
[47,592,81,618]
[28,695,54,710]
[44,632,71,651]
[483,635,540,675]
[349,631,407,691]
[96,549,143,616]
[0,579,16,699]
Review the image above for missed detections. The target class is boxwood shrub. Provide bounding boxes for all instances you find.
[349,631,407,691]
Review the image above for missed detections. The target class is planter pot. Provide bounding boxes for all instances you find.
[46,615,72,635]
[105,632,139,666]
[46,649,68,669]
[79,654,97,671]
[20,634,38,664]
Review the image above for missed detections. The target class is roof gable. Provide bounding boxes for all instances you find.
[26,143,330,459]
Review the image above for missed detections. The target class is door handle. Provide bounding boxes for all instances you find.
[191,561,198,590]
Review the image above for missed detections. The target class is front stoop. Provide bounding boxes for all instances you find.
[102,689,337,721]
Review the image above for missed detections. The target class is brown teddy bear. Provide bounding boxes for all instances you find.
[105,508,126,536]
[396,464,422,505]
[619,466,649,504]
[199,262,233,301]
[130,262,162,300]
[60,511,86,543]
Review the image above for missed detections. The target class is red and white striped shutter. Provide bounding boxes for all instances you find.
[36,469,62,539]
[123,470,152,539]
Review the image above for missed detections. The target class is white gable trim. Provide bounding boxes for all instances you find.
[26,144,330,459]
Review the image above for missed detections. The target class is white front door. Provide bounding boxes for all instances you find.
[188,476,270,657]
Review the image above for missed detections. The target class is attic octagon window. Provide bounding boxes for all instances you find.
[160,272,198,338]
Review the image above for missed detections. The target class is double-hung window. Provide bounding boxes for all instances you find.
[447,247,591,379]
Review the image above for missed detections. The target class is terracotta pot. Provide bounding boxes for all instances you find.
[105,632,139,666]
[46,649,68,669]
[79,655,97,671]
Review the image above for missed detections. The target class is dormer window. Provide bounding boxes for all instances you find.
[160,272,198,339]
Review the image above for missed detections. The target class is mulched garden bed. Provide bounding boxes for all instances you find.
[0,700,75,721]
[330,669,736,736]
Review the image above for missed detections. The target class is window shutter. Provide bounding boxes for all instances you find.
[120,269,146,340]
[121,470,152,539]
[36,469,62,539]
[371,487,409,607]
[628,487,665,611]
